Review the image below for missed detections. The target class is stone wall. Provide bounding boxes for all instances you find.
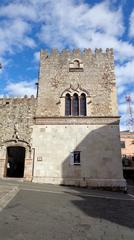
[0,96,37,179]
[36,48,118,118]
[0,96,36,145]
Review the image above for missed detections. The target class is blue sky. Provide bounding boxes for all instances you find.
[0,0,134,131]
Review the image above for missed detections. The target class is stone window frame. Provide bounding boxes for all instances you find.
[65,92,87,116]
[60,85,91,117]
[69,58,83,72]
[73,151,81,165]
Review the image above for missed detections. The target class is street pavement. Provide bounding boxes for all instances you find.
[0,183,18,212]
[0,180,134,240]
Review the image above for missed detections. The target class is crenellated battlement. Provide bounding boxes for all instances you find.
[40,48,114,61]
[0,95,36,106]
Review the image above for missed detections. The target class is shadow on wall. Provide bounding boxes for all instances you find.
[60,121,134,229]
[61,120,123,187]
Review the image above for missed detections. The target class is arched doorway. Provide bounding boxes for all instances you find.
[6,146,25,178]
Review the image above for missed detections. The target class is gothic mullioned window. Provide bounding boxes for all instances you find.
[80,93,86,116]
[72,93,79,116]
[65,93,71,116]
[65,92,87,116]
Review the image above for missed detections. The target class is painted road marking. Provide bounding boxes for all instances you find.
[128,193,134,198]
[0,187,19,211]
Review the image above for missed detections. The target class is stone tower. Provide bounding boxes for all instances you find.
[31,48,126,190]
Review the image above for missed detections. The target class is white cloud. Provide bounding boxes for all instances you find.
[33,51,40,62]
[120,124,128,132]
[0,18,36,56]
[129,10,134,37]
[118,102,127,114]
[117,85,126,96]
[115,60,134,86]
[5,80,36,97]
[0,2,37,21]
[35,0,134,60]
[2,0,123,50]
[39,1,124,42]
[0,0,133,60]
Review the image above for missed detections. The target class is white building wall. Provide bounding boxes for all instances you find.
[32,124,126,189]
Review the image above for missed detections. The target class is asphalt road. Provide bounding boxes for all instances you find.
[0,181,134,240]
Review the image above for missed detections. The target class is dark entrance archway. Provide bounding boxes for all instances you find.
[6,146,25,178]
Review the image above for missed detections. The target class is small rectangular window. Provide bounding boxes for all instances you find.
[121,141,125,148]
[73,151,80,165]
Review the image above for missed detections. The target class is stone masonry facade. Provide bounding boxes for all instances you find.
[0,97,36,180]
[0,48,126,190]
[36,48,118,118]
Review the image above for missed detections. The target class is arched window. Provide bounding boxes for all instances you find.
[80,93,86,116]
[73,60,80,68]
[72,93,79,116]
[65,94,71,116]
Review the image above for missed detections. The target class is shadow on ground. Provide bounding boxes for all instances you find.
[63,186,134,229]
